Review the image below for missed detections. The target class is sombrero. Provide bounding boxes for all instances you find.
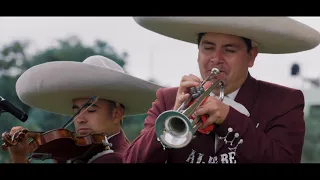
[132,17,320,54]
[15,55,164,116]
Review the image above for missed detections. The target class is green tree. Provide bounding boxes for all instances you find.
[301,105,320,163]
[0,40,40,163]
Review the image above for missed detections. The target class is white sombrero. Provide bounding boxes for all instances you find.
[133,17,320,54]
[16,55,164,116]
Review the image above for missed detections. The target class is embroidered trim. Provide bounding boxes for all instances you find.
[87,149,115,163]
[218,127,243,153]
[86,132,121,163]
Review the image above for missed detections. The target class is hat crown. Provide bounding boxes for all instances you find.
[83,55,125,73]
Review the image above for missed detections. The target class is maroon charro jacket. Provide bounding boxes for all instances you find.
[123,74,306,163]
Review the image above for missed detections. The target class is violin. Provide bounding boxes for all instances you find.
[1,128,112,163]
[1,96,113,163]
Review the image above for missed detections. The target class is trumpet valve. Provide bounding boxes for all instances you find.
[190,86,205,100]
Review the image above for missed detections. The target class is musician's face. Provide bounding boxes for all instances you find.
[72,98,123,137]
[197,32,258,95]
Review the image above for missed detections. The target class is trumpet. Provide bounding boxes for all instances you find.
[155,68,225,149]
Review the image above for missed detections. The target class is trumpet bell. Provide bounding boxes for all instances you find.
[155,67,224,149]
[155,110,194,149]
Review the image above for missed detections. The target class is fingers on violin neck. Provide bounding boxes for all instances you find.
[16,129,27,133]
[1,132,14,149]
[2,131,10,138]
[17,133,25,142]
[1,144,7,150]
[2,133,10,142]
[13,129,27,138]
[22,129,28,133]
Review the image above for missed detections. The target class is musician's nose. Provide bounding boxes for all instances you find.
[210,56,224,65]
[75,117,88,124]
[210,49,224,64]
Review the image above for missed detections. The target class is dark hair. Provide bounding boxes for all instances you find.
[103,99,125,125]
[197,32,252,53]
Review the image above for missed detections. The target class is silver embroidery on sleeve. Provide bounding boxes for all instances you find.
[88,149,115,163]
[228,133,239,146]
[217,127,243,153]
[218,127,233,141]
[228,139,243,152]
[210,90,252,155]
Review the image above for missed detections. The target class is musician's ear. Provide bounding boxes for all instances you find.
[248,47,258,67]
[112,106,124,124]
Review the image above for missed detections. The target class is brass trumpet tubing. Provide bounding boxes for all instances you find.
[183,80,223,118]
[177,68,219,112]
[191,116,200,126]
[200,68,220,87]
[193,122,203,131]
[191,116,202,130]
[177,97,192,112]
[155,67,225,149]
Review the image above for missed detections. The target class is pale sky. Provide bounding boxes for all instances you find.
[0,16,319,90]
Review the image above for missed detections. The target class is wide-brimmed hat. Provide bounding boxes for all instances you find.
[133,17,320,54]
[16,55,163,116]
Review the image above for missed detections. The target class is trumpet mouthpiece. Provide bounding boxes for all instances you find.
[211,68,220,75]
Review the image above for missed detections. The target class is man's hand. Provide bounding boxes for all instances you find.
[173,74,201,110]
[194,96,230,129]
[7,126,29,163]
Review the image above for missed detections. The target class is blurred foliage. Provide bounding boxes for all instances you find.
[0,36,152,163]
[301,105,320,163]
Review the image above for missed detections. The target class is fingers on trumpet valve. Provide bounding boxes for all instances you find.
[190,86,205,99]
[188,68,220,101]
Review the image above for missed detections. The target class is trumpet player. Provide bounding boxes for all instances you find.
[124,17,320,163]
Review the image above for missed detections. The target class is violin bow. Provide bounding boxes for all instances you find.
[60,96,99,129]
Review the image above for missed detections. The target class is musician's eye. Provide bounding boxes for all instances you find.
[204,46,214,50]
[225,49,236,53]
[87,108,97,113]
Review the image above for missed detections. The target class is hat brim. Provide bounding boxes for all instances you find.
[133,17,320,54]
[16,61,163,116]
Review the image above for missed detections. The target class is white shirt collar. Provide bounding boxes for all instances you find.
[210,87,240,100]
[227,88,240,100]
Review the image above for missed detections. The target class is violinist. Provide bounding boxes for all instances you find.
[3,55,162,163]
